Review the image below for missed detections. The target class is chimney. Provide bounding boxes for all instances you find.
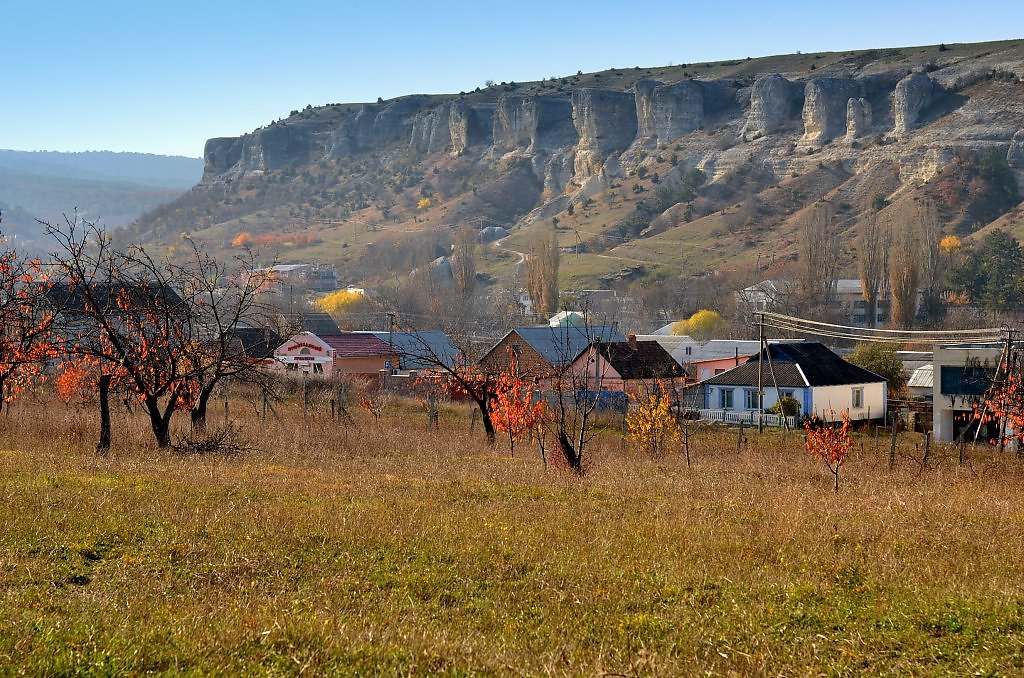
[628,333,637,350]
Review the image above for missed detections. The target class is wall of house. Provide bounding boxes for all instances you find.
[703,385,806,414]
[479,332,550,379]
[571,349,621,391]
[809,382,886,421]
[333,356,392,376]
[273,333,333,375]
[932,345,1003,442]
[693,355,749,382]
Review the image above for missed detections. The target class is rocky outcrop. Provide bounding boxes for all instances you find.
[326,97,432,160]
[634,79,703,140]
[743,74,803,137]
[1007,129,1024,168]
[410,103,452,154]
[846,98,872,139]
[203,137,244,180]
[572,88,638,177]
[893,72,939,135]
[450,101,493,155]
[542,149,576,195]
[802,78,860,145]
[493,94,576,153]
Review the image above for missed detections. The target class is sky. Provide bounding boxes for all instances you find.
[4,0,1023,158]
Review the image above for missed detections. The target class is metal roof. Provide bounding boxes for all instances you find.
[908,364,934,389]
[359,331,459,370]
[704,342,886,387]
[495,325,625,367]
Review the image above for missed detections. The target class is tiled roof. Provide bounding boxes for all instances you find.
[596,341,683,380]
[319,333,398,358]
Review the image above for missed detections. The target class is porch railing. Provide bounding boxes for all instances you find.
[698,408,796,429]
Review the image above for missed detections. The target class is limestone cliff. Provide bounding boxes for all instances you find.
[572,88,637,177]
[801,78,860,145]
[743,74,804,137]
[846,98,872,139]
[634,79,703,140]
[492,94,576,153]
[893,72,940,136]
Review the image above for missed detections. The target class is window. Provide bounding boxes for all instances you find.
[286,363,298,371]
[941,365,996,396]
[852,387,864,409]
[299,347,311,356]
[312,363,324,374]
[745,389,760,409]
[719,388,734,409]
[685,346,692,356]
[780,389,795,402]
[714,369,725,375]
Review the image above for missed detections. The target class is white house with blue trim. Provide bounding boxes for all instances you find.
[700,342,887,422]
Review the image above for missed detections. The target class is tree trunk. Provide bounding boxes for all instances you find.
[145,396,173,448]
[557,430,584,475]
[191,386,215,432]
[96,374,112,455]
[473,396,496,445]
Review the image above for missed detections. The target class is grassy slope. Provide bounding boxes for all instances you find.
[2,400,1024,674]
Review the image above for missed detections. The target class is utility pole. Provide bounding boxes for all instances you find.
[757,312,765,433]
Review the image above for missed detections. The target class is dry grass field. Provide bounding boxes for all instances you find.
[2,397,1024,675]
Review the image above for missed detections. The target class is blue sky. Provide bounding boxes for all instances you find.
[4,0,1022,158]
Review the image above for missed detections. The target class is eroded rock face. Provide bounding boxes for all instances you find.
[493,94,576,153]
[634,79,703,140]
[894,72,939,135]
[802,78,860,145]
[410,103,452,154]
[1007,129,1024,168]
[449,101,493,155]
[743,73,803,137]
[203,137,243,180]
[572,88,638,177]
[846,98,873,139]
[326,97,432,160]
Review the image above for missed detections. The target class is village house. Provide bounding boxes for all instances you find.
[638,335,801,382]
[931,343,1003,443]
[273,331,398,377]
[478,325,625,382]
[700,342,887,423]
[735,279,891,326]
[355,330,459,373]
[571,335,683,395]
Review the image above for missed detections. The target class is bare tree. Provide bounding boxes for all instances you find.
[916,197,944,325]
[173,240,278,431]
[889,214,922,329]
[526,227,560,318]
[797,204,839,313]
[450,224,477,301]
[857,213,889,329]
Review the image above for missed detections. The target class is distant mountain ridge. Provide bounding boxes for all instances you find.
[0,150,203,252]
[0,150,202,189]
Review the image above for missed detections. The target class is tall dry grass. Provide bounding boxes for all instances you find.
[2,394,1024,674]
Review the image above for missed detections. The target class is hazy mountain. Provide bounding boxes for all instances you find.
[0,150,202,251]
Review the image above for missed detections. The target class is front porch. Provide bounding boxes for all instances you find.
[697,408,797,429]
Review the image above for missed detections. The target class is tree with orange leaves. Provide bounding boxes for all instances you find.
[804,411,853,492]
[46,217,200,449]
[0,231,58,415]
[490,355,545,456]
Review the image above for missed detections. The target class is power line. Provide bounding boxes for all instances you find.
[759,311,1007,344]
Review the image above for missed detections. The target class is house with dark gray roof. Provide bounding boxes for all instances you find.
[356,330,459,372]
[701,342,887,422]
[478,325,625,380]
[571,336,683,394]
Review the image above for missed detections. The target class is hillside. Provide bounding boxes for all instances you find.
[0,150,202,252]
[130,40,1024,298]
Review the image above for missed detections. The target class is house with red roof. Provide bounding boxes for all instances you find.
[272,331,398,377]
